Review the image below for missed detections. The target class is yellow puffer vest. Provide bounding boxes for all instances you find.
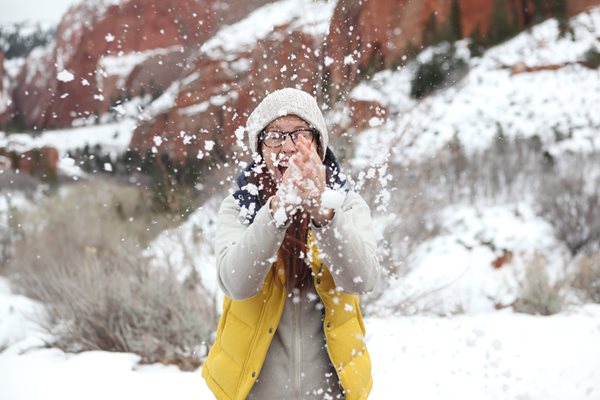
[202,232,373,399]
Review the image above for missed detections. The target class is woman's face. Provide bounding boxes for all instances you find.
[260,115,319,184]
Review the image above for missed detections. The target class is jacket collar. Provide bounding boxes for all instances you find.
[233,147,347,224]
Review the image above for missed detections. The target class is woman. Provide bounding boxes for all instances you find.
[202,88,380,400]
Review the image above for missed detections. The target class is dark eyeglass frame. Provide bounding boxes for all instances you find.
[260,127,317,148]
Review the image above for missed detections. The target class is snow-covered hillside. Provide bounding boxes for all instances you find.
[351,8,600,166]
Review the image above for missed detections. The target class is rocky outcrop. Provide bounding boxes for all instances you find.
[0,146,59,179]
[132,0,600,162]
[324,0,600,99]
[5,0,600,165]
[0,52,12,126]
[348,99,387,131]
[9,0,273,130]
[13,46,57,129]
[131,23,328,162]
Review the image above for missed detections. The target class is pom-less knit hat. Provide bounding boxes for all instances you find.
[246,88,329,160]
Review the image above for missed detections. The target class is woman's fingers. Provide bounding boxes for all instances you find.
[284,135,326,208]
[296,136,314,158]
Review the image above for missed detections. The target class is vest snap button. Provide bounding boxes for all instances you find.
[268,327,273,334]
[317,278,321,284]
[252,371,256,378]
[326,321,331,328]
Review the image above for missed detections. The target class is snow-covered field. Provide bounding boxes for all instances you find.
[1,277,599,400]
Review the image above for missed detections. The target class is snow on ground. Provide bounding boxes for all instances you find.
[199,0,336,61]
[0,278,46,351]
[146,196,224,305]
[1,276,599,400]
[97,45,183,87]
[375,201,570,315]
[0,119,135,156]
[350,7,600,168]
[0,118,136,176]
[367,305,600,400]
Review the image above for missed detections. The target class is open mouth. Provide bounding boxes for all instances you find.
[277,165,288,177]
[276,159,289,177]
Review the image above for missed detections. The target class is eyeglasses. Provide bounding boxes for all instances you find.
[260,128,316,148]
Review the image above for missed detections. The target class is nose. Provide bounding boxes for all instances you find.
[281,134,297,153]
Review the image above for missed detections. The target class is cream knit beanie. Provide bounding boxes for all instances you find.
[246,88,329,160]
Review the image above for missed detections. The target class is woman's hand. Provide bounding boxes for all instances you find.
[290,135,334,226]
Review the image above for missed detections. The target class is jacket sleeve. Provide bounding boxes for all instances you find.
[215,195,288,300]
[310,191,381,295]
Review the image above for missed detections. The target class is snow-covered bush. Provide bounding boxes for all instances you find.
[512,254,567,316]
[0,170,40,271]
[0,195,21,270]
[537,153,600,256]
[410,43,467,99]
[571,254,600,303]
[583,45,600,69]
[0,22,55,59]
[7,182,215,369]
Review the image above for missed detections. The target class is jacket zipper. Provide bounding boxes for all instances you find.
[293,291,302,399]
[315,264,344,396]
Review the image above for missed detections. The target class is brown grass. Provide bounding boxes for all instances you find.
[7,182,216,369]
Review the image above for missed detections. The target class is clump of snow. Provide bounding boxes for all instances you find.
[321,189,345,210]
[204,140,215,151]
[273,207,288,227]
[56,69,75,82]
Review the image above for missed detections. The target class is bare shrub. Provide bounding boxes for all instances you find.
[0,195,22,271]
[512,254,567,316]
[8,182,216,369]
[431,133,549,204]
[382,165,443,277]
[0,170,37,271]
[537,155,600,256]
[571,254,600,303]
[0,169,42,194]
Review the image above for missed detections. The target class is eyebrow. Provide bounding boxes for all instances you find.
[266,124,310,131]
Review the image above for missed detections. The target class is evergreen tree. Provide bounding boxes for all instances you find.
[450,0,463,41]
[422,12,438,47]
[489,0,517,45]
[551,0,571,38]
[468,24,485,57]
[0,23,55,59]
[532,0,545,23]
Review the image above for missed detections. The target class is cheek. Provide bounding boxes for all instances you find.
[310,141,319,155]
[262,149,280,175]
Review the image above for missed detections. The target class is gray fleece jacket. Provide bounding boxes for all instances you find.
[215,190,380,399]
